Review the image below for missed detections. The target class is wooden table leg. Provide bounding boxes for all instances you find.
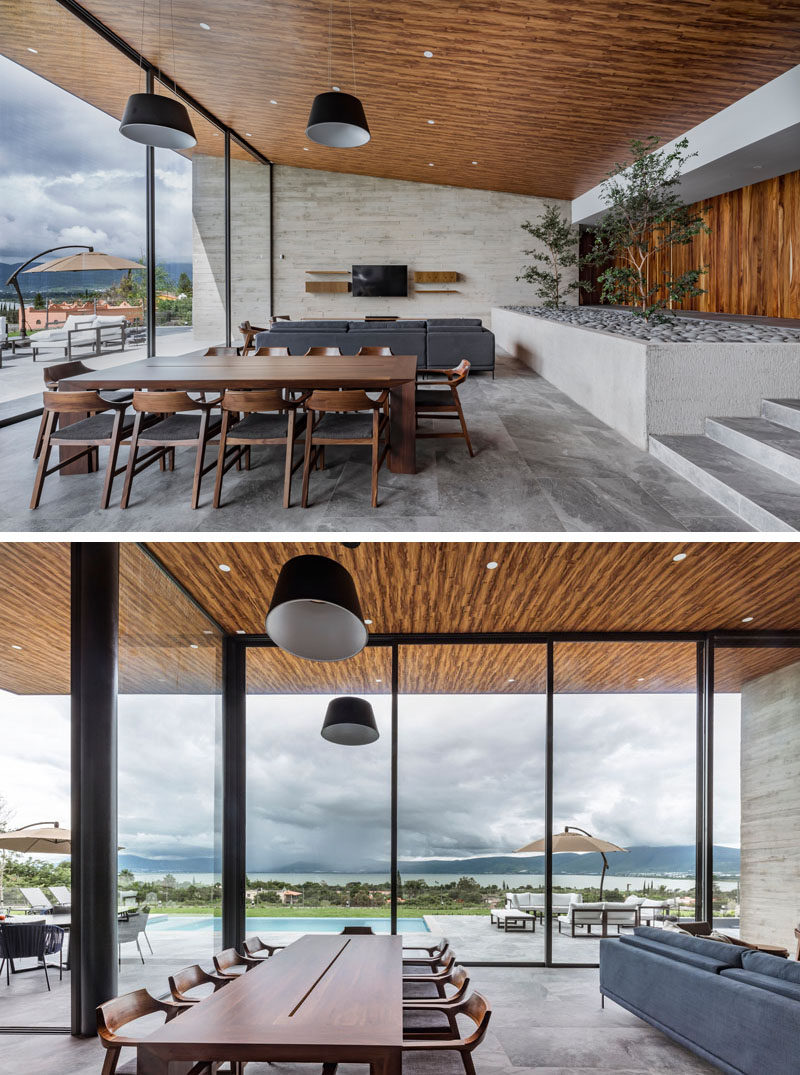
[379,1048,401,1075]
[389,380,416,474]
[136,1046,195,1074]
[57,411,92,475]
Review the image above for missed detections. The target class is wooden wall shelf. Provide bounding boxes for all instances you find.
[305,270,351,275]
[414,289,460,293]
[305,280,351,293]
[413,271,459,283]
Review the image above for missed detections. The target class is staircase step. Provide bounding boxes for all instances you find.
[649,435,800,531]
[762,398,800,432]
[705,417,800,483]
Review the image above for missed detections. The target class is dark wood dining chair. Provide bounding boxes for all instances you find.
[213,389,308,509]
[340,926,375,935]
[254,346,290,356]
[121,391,221,510]
[204,345,240,356]
[403,941,452,968]
[403,967,470,1039]
[239,320,267,355]
[34,359,133,458]
[168,964,230,1004]
[305,346,342,356]
[404,937,448,957]
[415,359,474,456]
[401,991,491,1074]
[403,962,469,1002]
[403,953,456,998]
[356,345,394,355]
[243,936,286,960]
[213,947,260,977]
[31,391,135,510]
[301,389,390,509]
[96,988,200,1075]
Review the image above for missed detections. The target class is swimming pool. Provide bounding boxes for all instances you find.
[150,916,430,933]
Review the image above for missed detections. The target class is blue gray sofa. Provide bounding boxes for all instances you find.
[252,318,495,373]
[600,926,800,1074]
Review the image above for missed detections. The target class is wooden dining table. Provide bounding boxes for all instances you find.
[60,353,419,474]
[136,934,403,1075]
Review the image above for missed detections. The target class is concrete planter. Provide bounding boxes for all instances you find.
[492,307,800,450]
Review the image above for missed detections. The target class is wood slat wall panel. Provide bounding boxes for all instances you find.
[2,0,799,198]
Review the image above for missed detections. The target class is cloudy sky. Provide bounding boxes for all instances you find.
[0,56,192,263]
[0,689,742,874]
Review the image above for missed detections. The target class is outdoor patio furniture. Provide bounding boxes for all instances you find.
[169,964,230,1004]
[30,314,127,361]
[48,885,72,911]
[31,390,135,510]
[401,992,491,1075]
[117,913,147,965]
[213,388,309,510]
[0,921,64,990]
[120,390,222,510]
[19,886,57,913]
[96,988,200,1075]
[243,936,286,959]
[414,359,474,457]
[557,900,638,937]
[213,947,260,977]
[490,908,536,932]
[301,389,390,508]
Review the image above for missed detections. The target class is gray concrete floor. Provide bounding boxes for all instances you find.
[1,351,751,533]
[0,962,717,1074]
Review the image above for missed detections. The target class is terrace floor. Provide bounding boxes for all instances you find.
[0,348,750,533]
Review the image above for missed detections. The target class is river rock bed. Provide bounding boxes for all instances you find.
[502,305,800,343]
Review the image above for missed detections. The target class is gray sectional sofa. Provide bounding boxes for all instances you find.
[600,926,800,1074]
[252,318,495,373]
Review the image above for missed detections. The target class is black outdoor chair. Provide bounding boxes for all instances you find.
[0,921,65,990]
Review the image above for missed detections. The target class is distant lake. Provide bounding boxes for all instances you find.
[133,870,739,893]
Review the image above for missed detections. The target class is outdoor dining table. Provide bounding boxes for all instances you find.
[136,933,403,1075]
[59,353,419,474]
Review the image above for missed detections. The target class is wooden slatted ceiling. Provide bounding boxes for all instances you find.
[2,542,800,696]
[2,0,799,198]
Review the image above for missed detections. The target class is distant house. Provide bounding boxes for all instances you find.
[21,298,144,330]
[277,888,302,905]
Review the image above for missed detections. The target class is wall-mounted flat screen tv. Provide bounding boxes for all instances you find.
[351,264,408,297]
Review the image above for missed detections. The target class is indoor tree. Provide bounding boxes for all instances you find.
[590,135,710,320]
[517,204,587,308]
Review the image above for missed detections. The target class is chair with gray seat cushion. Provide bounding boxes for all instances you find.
[301,389,390,509]
[415,360,474,456]
[34,359,133,459]
[401,992,491,1075]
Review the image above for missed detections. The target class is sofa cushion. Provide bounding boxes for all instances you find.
[721,968,800,1003]
[348,320,426,331]
[426,318,482,327]
[427,324,483,332]
[280,320,350,331]
[631,926,743,968]
[741,949,800,983]
[620,935,736,974]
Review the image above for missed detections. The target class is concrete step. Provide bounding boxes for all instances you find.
[762,398,800,432]
[705,416,800,483]
[649,434,800,531]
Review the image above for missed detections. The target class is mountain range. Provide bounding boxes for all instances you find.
[117,845,741,877]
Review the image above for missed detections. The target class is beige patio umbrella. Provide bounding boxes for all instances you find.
[0,821,72,854]
[515,826,628,898]
[22,252,143,273]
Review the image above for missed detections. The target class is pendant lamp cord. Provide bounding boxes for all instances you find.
[170,0,178,93]
[138,0,147,91]
[327,0,333,89]
[347,0,357,95]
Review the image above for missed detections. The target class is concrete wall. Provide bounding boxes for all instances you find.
[740,659,800,949]
[192,154,271,342]
[492,307,800,450]
[272,166,573,325]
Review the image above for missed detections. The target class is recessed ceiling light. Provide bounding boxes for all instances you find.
[27,47,38,54]
[423,50,433,58]
[190,644,199,649]
[203,630,213,635]
[428,162,434,166]
[507,677,515,683]
[364,619,373,625]
[218,563,231,572]
[245,132,252,137]
[486,561,498,570]
[199,22,210,30]
[236,629,246,634]
[427,119,435,125]
[270,99,278,105]
[672,552,687,562]
[375,678,382,683]
[741,616,754,623]
[11,644,22,650]
[637,677,645,682]
[332,85,340,91]
[304,146,309,151]
[471,160,478,165]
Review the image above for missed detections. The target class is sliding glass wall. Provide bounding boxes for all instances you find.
[244,645,392,940]
[117,546,223,994]
[553,641,699,964]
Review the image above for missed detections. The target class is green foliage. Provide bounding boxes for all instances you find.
[590,135,710,321]
[177,272,193,296]
[32,292,45,309]
[517,204,588,308]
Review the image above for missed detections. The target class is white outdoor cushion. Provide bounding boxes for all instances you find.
[63,315,95,332]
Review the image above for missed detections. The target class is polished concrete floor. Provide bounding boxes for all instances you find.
[0,962,717,1074]
[1,350,750,533]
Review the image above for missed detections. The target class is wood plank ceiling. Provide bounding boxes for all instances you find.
[3,541,800,696]
[3,0,799,198]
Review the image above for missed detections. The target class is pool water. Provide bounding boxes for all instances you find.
[150,916,429,933]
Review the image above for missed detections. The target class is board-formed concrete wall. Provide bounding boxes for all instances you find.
[740,659,800,948]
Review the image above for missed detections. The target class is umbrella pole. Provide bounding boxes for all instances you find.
[4,244,93,339]
[599,853,608,899]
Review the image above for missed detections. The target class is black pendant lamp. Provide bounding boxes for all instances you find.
[321,696,379,745]
[120,0,197,150]
[306,0,370,148]
[266,554,368,662]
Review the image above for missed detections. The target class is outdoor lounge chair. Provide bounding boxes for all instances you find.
[48,885,71,908]
[20,886,66,914]
[117,913,146,965]
[557,900,638,936]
